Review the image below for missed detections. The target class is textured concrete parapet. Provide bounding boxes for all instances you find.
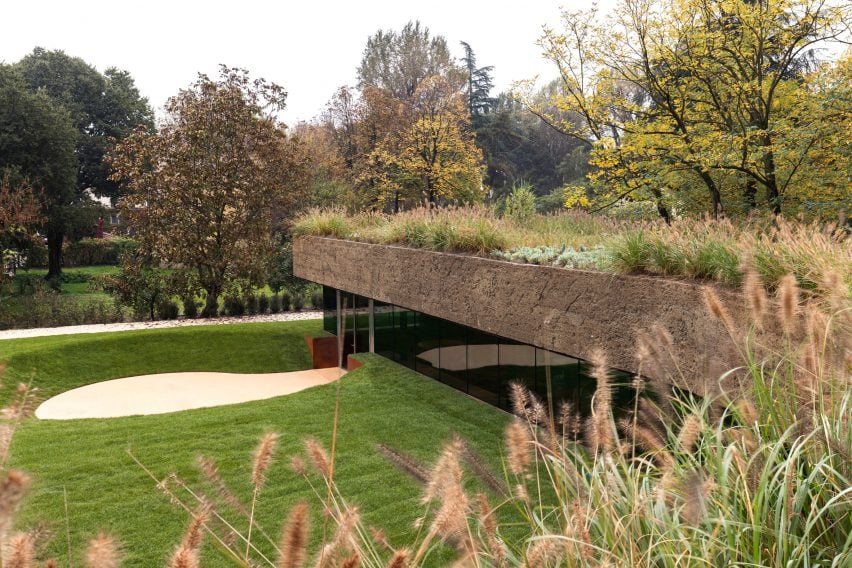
[294,236,748,396]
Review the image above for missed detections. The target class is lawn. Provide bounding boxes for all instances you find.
[0,320,508,566]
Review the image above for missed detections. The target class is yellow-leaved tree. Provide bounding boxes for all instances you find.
[362,76,485,208]
[528,0,851,219]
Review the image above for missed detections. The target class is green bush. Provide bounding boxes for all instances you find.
[64,237,137,266]
[280,292,291,312]
[156,299,179,320]
[310,290,323,309]
[503,183,537,222]
[182,296,199,319]
[291,293,304,311]
[269,293,281,314]
[223,296,245,317]
[258,293,269,314]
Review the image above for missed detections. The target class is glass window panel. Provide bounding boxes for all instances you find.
[465,327,501,406]
[374,301,395,360]
[499,338,537,410]
[438,319,467,391]
[322,286,337,335]
[414,312,442,381]
[394,306,417,369]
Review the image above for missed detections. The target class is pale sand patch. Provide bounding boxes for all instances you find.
[35,367,345,420]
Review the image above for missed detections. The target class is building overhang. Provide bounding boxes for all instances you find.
[293,236,749,396]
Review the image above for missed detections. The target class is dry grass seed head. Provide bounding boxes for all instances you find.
[196,455,247,515]
[778,274,800,335]
[85,533,120,568]
[278,502,310,568]
[252,431,279,488]
[702,287,736,337]
[0,470,30,537]
[386,549,409,568]
[304,438,332,478]
[423,437,463,504]
[524,538,562,568]
[743,263,768,327]
[678,414,703,453]
[505,419,532,476]
[508,382,529,418]
[3,532,34,568]
[376,443,430,484]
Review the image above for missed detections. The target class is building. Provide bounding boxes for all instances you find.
[294,236,747,414]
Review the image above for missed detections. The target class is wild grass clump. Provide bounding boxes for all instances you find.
[608,217,849,296]
[295,208,849,299]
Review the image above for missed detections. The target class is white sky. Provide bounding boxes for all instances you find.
[0,0,611,124]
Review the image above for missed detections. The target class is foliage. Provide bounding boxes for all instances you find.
[501,183,537,222]
[477,91,590,198]
[294,208,850,298]
[459,41,494,119]
[110,66,310,316]
[0,174,42,283]
[528,0,852,219]
[362,76,485,207]
[491,245,606,269]
[63,237,137,267]
[0,284,123,329]
[98,254,175,321]
[357,20,462,100]
[0,63,78,279]
[13,48,153,277]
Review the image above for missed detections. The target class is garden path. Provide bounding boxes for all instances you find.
[0,311,322,341]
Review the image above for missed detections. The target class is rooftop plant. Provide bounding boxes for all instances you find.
[293,208,851,299]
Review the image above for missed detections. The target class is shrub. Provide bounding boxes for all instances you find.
[182,296,199,319]
[258,293,269,314]
[291,292,304,311]
[269,293,281,314]
[156,299,179,320]
[310,290,323,310]
[280,291,291,312]
[64,237,137,266]
[223,295,245,317]
[245,293,258,316]
[503,183,537,222]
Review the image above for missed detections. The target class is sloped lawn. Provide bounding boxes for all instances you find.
[1,321,508,566]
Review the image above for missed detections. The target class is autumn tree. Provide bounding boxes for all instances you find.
[110,66,309,316]
[361,76,485,207]
[531,0,851,219]
[0,174,42,281]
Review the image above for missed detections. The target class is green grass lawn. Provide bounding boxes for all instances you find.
[0,320,508,566]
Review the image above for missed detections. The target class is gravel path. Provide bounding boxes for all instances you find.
[0,311,323,341]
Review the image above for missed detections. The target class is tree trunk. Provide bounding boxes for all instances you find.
[202,285,220,318]
[46,227,64,280]
[744,179,757,211]
[695,168,722,218]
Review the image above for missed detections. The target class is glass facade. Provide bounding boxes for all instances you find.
[323,286,634,416]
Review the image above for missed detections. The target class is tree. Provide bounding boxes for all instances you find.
[11,48,153,278]
[361,76,485,207]
[110,66,309,316]
[460,41,495,120]
[532,0,851,218]
[0,64,78,277]
[16,48,155,203]
[357,21,462,100]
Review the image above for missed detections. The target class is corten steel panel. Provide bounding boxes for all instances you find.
[294,236,750,396]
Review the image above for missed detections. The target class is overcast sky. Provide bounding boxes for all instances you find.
[1,0,615,124]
